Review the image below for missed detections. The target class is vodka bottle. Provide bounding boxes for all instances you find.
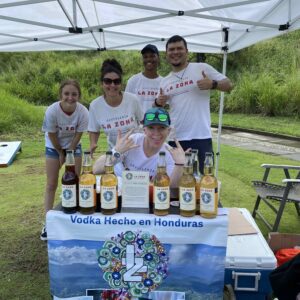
[179,152,196,217]
[192,149,201,214]
[200,152,218,218]
[100,151,118,215]
[61,150,78,213]
[79,151,96,214]
[153,151,170,216]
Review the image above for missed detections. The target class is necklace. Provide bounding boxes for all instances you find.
[172,63,189,80]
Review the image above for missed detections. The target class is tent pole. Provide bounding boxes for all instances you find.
[215,28,229,178]
[73,0,77,27]
[215,52,227,178]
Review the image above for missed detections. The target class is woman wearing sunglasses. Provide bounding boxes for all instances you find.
[88,59,143,156]
[93,107,186,187]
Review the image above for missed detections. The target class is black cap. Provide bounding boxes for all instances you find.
[141,44,159,55]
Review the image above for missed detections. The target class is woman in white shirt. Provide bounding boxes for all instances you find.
[88,59,143,155]
[41,79,88,240]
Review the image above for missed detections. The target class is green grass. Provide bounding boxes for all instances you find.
[0,130,299,298]
[211,113,300,138]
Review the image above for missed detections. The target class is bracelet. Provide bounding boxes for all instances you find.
[175,163,184,166]
[154,98,163,107]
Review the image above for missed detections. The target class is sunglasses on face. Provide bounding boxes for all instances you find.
[102,78,122,85]
[145,112,169,122]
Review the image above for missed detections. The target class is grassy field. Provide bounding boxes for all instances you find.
[0,129,299,299]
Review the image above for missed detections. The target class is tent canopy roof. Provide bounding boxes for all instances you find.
[0,0,299,53]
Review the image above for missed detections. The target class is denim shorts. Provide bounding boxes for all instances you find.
[45,144,82,159]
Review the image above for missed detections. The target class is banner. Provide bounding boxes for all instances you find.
[47,210,228,299]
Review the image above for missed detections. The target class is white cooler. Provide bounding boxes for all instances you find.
[225,208,277,300]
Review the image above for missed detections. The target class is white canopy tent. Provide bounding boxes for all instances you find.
[1,0,299,174]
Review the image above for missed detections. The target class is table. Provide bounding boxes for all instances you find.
[47,209,228,300]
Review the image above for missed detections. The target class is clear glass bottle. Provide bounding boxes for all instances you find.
[79,151,96,214]
[61,150,78,214]
[100,151,118,215]
[192,149,201,214]
[153,151,170,216]
[179,152,196,217]
[200,152,218,218]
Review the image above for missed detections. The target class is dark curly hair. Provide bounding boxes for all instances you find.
[100,59,123,81]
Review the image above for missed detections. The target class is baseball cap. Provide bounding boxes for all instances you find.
[143,107,170,127]
[141,44,159,55]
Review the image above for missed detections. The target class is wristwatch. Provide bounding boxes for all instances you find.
[112,148,122,161]
[211,80,218,89]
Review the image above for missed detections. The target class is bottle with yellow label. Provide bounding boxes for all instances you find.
[179,152,196,217]
[192,149,201,214]
[79,151,96,214]
[200,152,218,218]
[153,151,170,216]
[101,151,118,215]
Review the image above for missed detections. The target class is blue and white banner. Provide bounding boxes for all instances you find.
[47,209,228,299]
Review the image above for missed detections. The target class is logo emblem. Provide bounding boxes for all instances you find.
[80,189,90,200]
[201,192,212,204]
[97,231,168,297]
[157,191,167,202]
[103,191,113,202]
[183,192,192,202]
[63,189,72,200]
[125,173,133,180]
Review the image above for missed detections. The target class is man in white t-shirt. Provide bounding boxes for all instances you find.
[156,35,233,173]
[125,44,163,113]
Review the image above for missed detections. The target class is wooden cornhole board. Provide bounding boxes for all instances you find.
[0,141,22,167]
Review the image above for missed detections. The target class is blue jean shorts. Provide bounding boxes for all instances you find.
[45,144,82,159]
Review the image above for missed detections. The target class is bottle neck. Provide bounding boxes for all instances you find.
[105,165,114,174]
[193,158,200,176]
[204,166,214,176]
[65,164,76,173]
[183,154,193,175]
[183,165,193,175]
[105,153,114,174]
[82,165,93,174]
[157,153,167,174]
[65,152,75,166]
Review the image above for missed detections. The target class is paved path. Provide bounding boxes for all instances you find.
[212,128,300,162]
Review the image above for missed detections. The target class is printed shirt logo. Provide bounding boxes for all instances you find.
[97,230,168,298]
[201,192,212,204]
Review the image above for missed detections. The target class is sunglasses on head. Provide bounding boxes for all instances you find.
[145,111,169,123]
[102,78,122,85]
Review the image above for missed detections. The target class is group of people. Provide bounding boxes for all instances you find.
[41,35,232,240]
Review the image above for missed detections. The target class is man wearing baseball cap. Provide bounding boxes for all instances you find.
[125,44,163,113]
[93,107,186,187]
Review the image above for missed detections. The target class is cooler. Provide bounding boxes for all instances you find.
[225,208,277,300]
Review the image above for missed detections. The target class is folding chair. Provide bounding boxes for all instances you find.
[252,164,300,232]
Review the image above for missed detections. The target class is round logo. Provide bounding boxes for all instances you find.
[157,191,167,202]
[80,189,90,200]
[125,173,133,180]
[201,192,212,204]
[103,191,113,202]
[97,230,168,298]
[63,189,72,200]
[183,192,192,202]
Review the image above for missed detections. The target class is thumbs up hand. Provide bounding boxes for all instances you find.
[155,88,169,107]
[197,71,214,90]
